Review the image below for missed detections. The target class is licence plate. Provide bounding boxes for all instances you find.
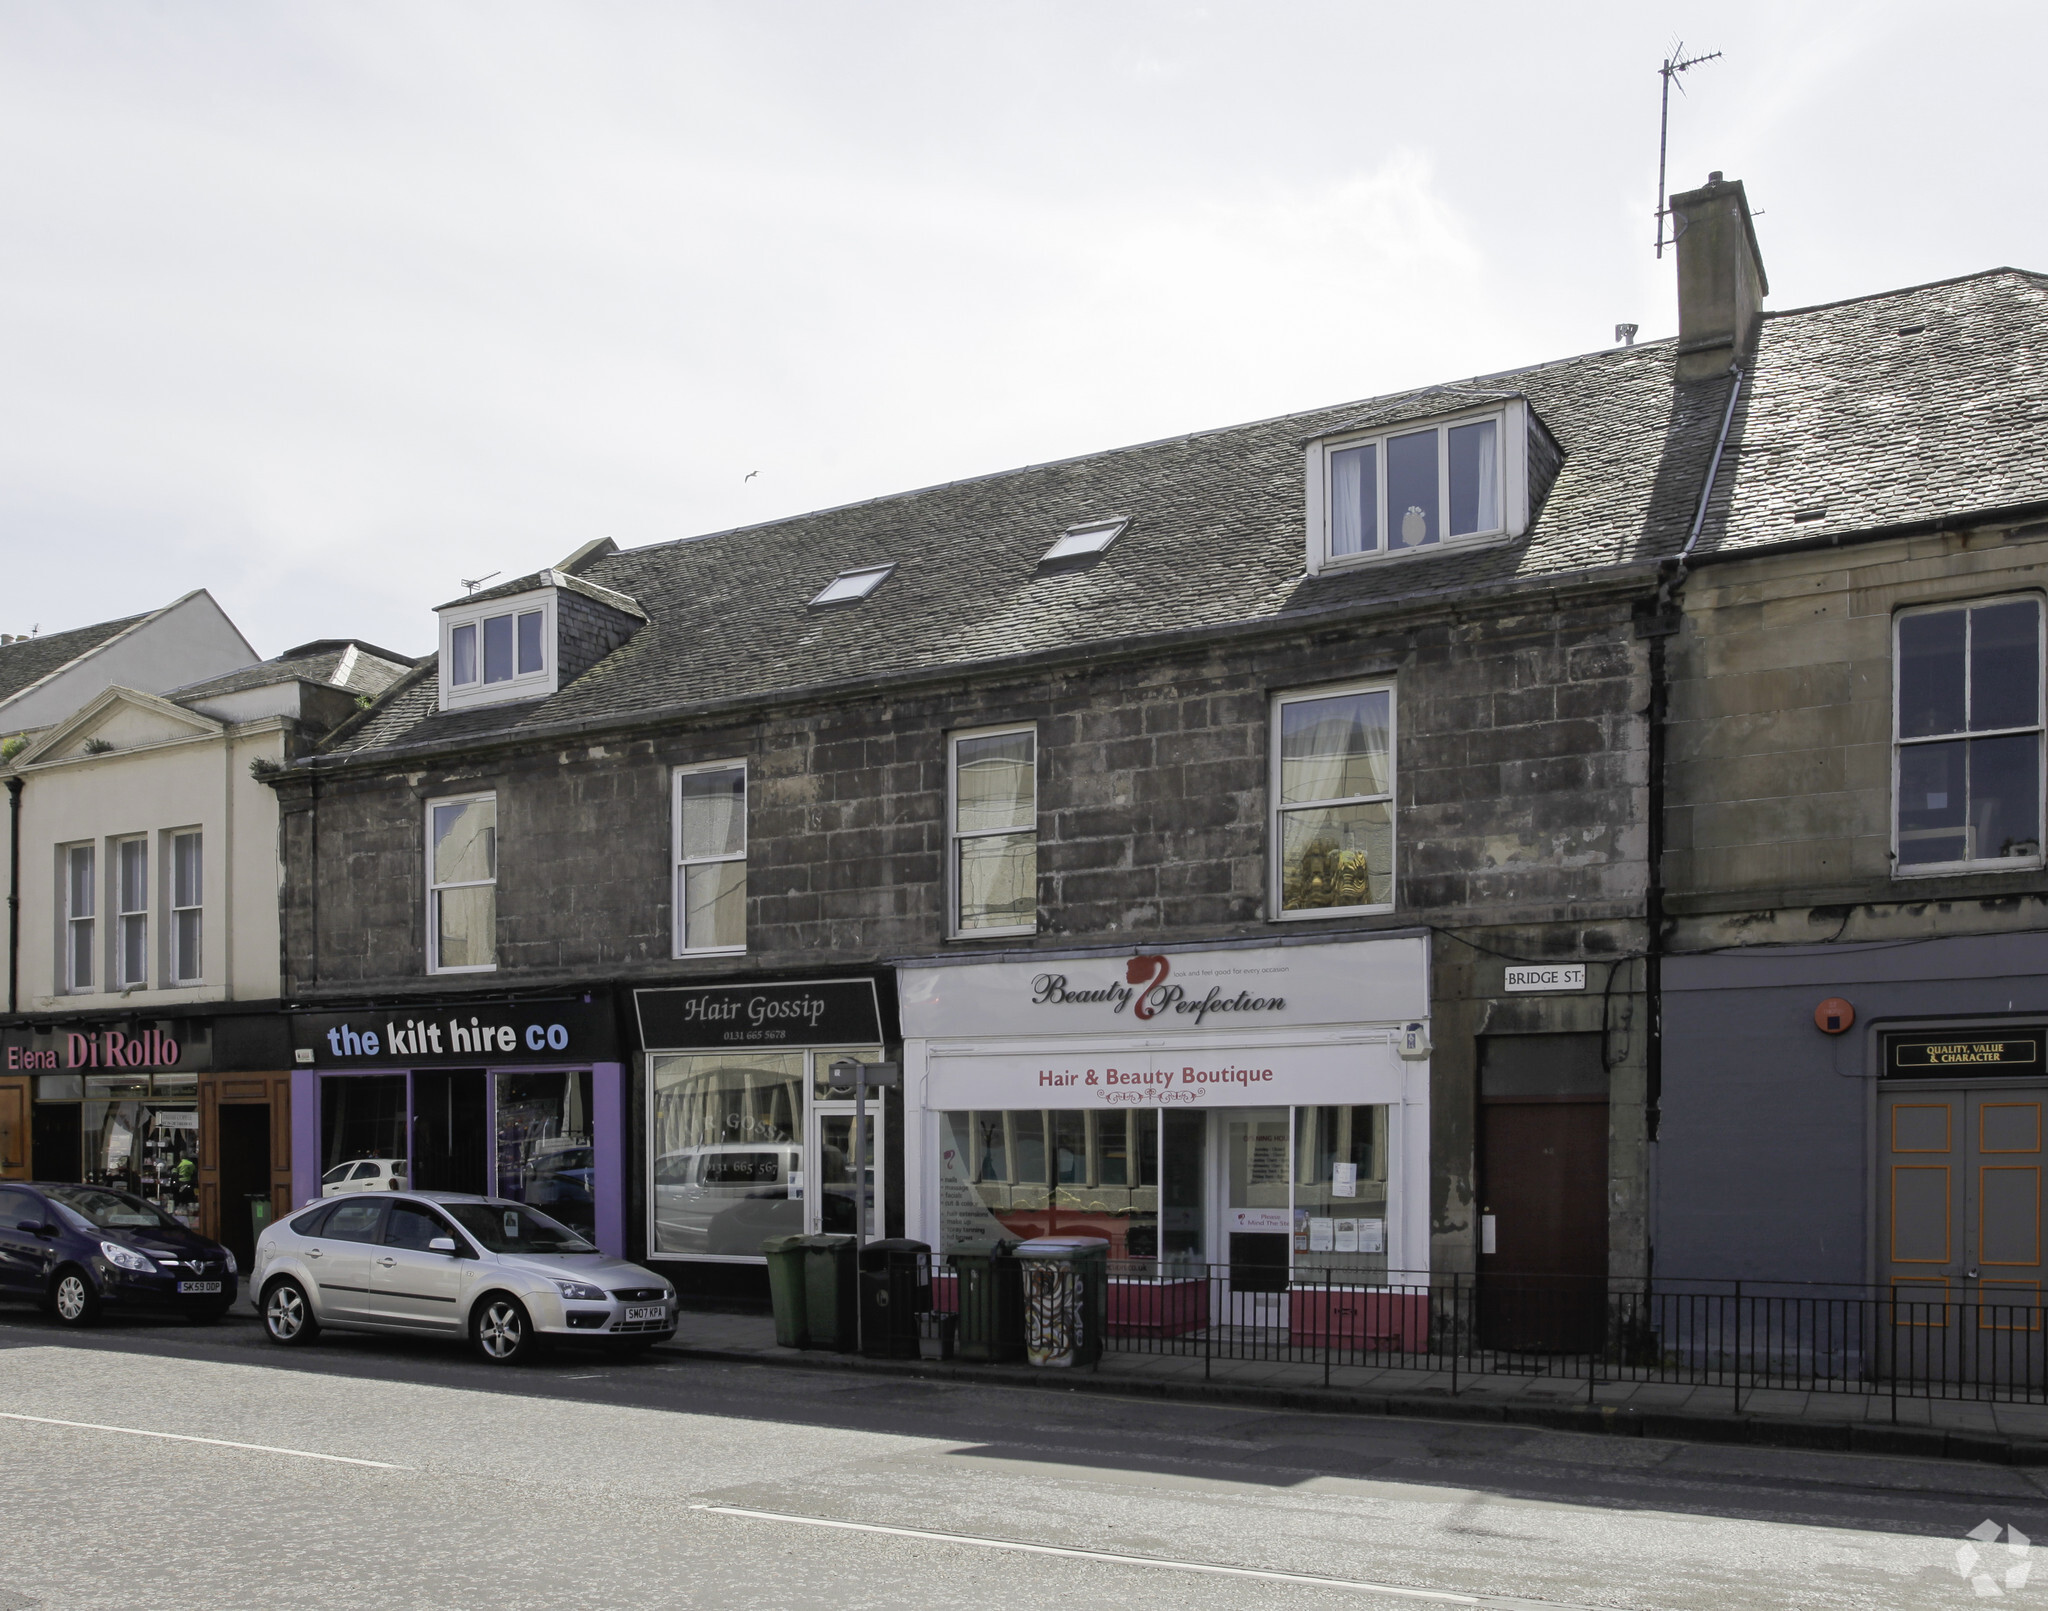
[177,1281,222,1295]
[624,1304,665,1323]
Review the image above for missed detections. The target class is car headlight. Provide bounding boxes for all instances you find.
[100,1242,156,1273]
[223,1249,239,1275]
[553,1280,608,1302]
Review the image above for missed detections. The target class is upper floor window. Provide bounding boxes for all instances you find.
[439,591,556,711]
[675,762,746,955]
[64,843,95,993]
[1306,400,1544,574]
[1895,598,2044,874]
[951,726,1036,937]
[170,829,203,983]
[115,837,148,988]
[428,794,497,972]
[1273,684,1394,918]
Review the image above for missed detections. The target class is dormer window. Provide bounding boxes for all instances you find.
[1305,399,1553,574]
[439,590,557,710]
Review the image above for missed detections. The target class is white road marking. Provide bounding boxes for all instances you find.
[0,1411,409,1468]
[693,1504,1601,1608]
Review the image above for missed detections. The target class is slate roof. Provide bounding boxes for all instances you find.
[0,612,151,705]
[169,644,413,704]
[323,268,2048,762]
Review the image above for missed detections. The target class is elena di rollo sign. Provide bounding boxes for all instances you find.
[4,1025,186,1072]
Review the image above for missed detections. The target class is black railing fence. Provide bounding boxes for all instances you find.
[915,1253,2048,1416]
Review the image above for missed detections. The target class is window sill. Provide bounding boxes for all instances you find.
[1314,528,1515,575]
[1891,858,2045,881]
[428,963,499,976]
[672,945,747,959]
[950,925,1039,942]
[1271,904,1397,923]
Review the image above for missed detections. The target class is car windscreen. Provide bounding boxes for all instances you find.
[443,1201,595,1254]
[42,1186,181,1231]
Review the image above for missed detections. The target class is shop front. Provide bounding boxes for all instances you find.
[898,935,1432,1311]
[636,977,890,1289]
[289,994,626,1255]
[1,1012,294,1268]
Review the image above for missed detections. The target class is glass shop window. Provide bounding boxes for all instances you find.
[938,1108,1163,1264]
[650,1052,805,1258]
[1291,1105,1390,1284]
[495,1070,596,1242]
[319,1074,410,1184]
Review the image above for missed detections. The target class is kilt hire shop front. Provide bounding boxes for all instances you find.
[898,935,1432,1292]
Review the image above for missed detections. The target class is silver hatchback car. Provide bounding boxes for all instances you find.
[250,1192,675,1364]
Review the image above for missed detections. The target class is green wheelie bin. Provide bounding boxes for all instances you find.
[799,1233,859,1352]
[948,1238,1025,1364]
[762,1234,810,1348]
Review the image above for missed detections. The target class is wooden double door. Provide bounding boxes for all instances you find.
[1881,1083,2047,1379]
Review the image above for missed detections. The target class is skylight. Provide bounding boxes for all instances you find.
[1039,517,1129,567]
[809,563,896,608]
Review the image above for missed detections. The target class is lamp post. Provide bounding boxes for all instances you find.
[826,1059,900,1247]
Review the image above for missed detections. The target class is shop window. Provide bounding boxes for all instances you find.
[1272,683,1395,917]
[427,793,497,973]
[62,843,94,993]
[64,1072,201,1226]
[1293,1105,1390,1283]
[169,830,202,983]
[319,1074,410,1184]
[1895,598,2044,873]
[939,1108,1162,1261]
[650,1052,806,1258]
[496,1070,596,1242]
[950,726,1037,937]
[674,762,747,955]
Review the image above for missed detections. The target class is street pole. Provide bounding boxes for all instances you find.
[853,1072,867,1250]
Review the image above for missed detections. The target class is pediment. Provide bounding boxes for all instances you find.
[15,686,221,765]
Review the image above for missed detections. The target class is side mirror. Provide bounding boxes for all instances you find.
[17,1220,47,1235]
[428,1237,457,1253]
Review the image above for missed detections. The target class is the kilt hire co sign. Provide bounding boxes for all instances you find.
[292,999,617,1067]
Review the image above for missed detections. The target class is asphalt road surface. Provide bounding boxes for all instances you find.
[1,1304,2042,1610]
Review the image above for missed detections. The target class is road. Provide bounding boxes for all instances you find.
[0,1303,2040,1610]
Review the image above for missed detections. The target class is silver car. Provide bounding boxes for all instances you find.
[250,1191,675,1364]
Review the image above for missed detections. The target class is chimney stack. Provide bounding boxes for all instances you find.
[1670,170,1768,382]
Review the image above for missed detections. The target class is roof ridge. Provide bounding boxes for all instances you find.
[1761,266,2048,323]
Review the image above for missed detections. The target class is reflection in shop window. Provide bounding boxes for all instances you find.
[319,1074,409,1186]
[940,1109,1161,1264]
[496,1071,596,1241]
[76,1075,201,1226]
[652,1053,805,1258]
[1292,1105,1390,1283]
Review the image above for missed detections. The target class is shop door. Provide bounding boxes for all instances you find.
[0,1080,26,1179]
[1217,1107,1291,1328]
[413,1070,488,1194]
[1880,1085,2047,1383]
[215,1104,271,1271]
[807,1102,880,1238]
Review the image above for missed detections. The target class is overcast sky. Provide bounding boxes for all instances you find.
[4,2,2043,658]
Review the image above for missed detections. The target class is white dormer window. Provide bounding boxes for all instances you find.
[439,589,557,710]
[1304,400,1538,574]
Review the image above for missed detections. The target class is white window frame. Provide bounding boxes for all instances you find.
[1891,595,2047,878]
[114,835,148,990]
[948,723,1039,940]
[1304,400,1530,575]
[62,842,95,994]
[168,828,203,984]
[1270,680,1398,921]
[426,792,499,975]
[437,588,558,712]
[673,759,748,957]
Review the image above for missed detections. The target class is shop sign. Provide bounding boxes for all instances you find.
[636,979,883,1051]
[1886,1030,2046,1078]
[292,999,617,1068]
[900,937,1428,1041]
[925,1039,1408,1111]
[2,1023,196,1072]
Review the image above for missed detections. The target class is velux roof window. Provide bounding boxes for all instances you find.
[1038,517,1128,568]
[809,563,895,608]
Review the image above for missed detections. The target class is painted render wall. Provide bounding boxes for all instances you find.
[0,592,259,738]
[280,579,1657,1275]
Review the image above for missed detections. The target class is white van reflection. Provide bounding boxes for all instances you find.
[654,1145,806,1255]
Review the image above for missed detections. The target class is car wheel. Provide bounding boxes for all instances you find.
[472,1294,541,1365]
[262,1278,320,1346]
[51,1268,101,1328]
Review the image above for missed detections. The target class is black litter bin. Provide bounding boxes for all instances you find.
[858,1238,931,1359]
[798,1234,858,1352]
[948,1239,1025,1364]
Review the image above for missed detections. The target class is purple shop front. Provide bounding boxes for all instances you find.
[289,996,626,1256]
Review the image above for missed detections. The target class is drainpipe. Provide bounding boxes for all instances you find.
[6,773,20,1015]
[1644,364,1745,1156]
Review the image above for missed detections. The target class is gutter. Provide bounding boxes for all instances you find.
[290,559,1668,778]
[6,773,20,1015]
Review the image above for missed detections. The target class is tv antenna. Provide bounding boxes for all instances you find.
[460,570,501,596]
[1655,42,1722,257]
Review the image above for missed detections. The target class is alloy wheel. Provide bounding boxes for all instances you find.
[54,1275,89,1322]
[478,1300,524,1360]
[267,1285,305,1340]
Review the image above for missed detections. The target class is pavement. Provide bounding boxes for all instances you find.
[668,1306,2048,1466]
[3,1299,2046,1609]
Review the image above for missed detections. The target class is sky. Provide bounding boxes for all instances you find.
[3,2,2044,659]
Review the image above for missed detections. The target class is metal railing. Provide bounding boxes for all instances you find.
[915,1254,2048,1416]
